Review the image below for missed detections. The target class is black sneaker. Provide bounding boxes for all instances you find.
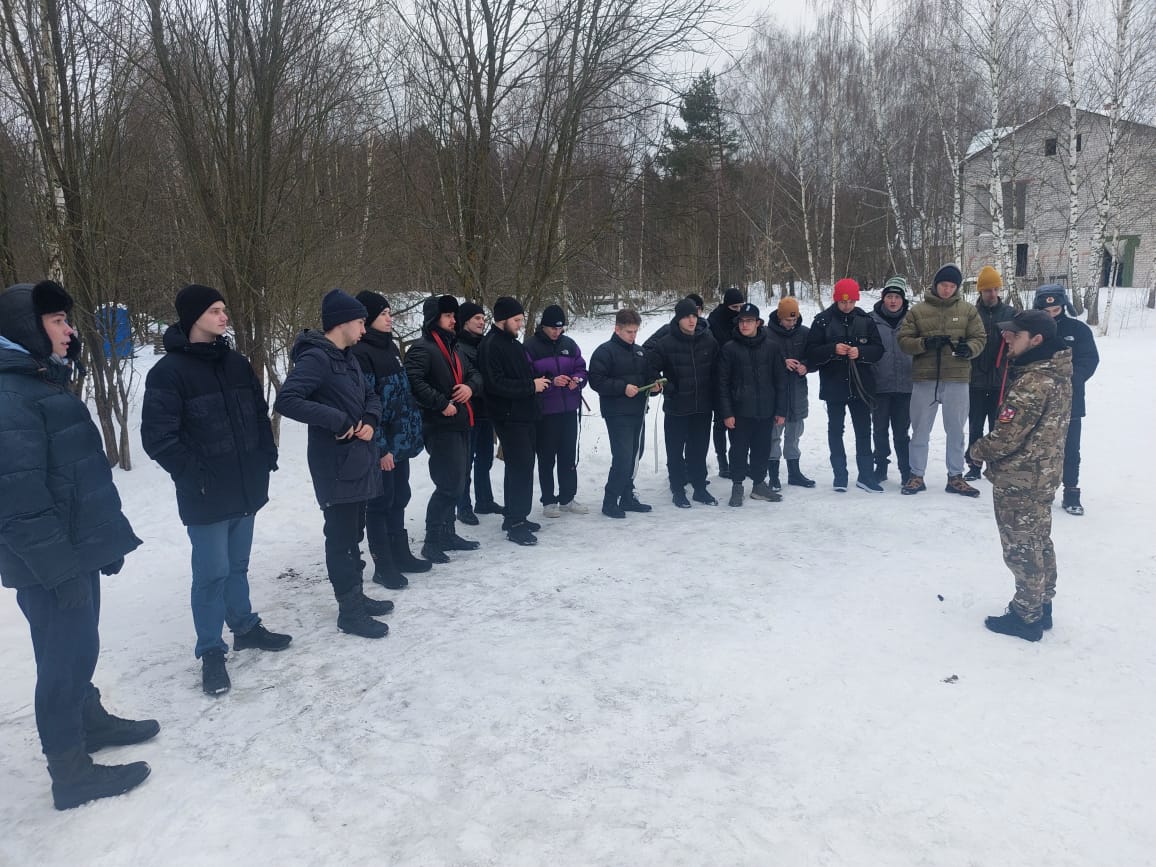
[833,477,848,493]
[984,607,1043,642]
[233,623,293,652]
[201,650,230,696]
[672,490,692,508]
[963,465,983,482]
[442,526,481,551]
[507,523,538,546]
[855,478,884,493]
[456,506,480,525]
[691,488,718,506]
[602,501,626,519]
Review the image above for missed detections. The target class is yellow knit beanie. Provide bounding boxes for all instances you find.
[976,266,1002,292]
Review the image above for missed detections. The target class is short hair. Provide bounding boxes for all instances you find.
[615,308,641,327]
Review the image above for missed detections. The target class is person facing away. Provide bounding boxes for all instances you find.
[142,283,291,698]
[0,280,157,810]
[965,266,1016,481]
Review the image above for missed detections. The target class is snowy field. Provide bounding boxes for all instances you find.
[1,288,1154,866]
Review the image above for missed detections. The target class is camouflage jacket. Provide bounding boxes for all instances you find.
[969,344,1073,495]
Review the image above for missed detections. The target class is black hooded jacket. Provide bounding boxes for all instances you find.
[480,325,540,423]
[707,303,740,347]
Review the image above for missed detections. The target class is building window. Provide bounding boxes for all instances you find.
[973,185,987,236]
[1045,137,1058,156]
[1000,180,1028,230]
[1015,244,1028,278]
[1076,133,1083,152]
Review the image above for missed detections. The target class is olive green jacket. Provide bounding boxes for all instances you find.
[897,289,986,383]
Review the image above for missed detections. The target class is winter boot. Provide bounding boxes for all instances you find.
[672,489,692,509]
[750,481,782,502]
[619,492,652,513]
[964,463,983,482]
[390,532,433,573]
[768,460,782,493]
[1040,602,1053,631]
[602,491,626,519]
[48,745,151,810]
[442,523,481,551]
[336,589,389,639]
[201,649,230,696]
[984,607,1043,642]
[233,623,293,652]
[874,459,889,482]
[506,522,539,546]
[369,541,409,590]
[473,500,504,515]
[1062,486,1084,516]
[692,486,718,505]
[901,474,926,495]
[945,474,981,498]
[456,505,480,526]
[786,459,816,488]
[82,688,160,753]
[420,527,451,564]
[728,482,744,507]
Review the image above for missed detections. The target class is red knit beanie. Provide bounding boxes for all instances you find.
[833,278,860,302]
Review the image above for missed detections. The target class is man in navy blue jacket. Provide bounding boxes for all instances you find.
[143,284,292,696]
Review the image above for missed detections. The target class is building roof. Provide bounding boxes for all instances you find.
[963,104,1156,163]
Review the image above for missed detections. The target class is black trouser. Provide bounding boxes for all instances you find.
[826,398,874,481]
[494,420,536,523]
[323,501,366,596]
[16,571,101,755]
[664,411,711,491]
[604,414,645,501]
[1063,415,1082,488]
[968,387,1002,466]
[460,418,496,509]
[365,457,412,559]
[425,427,470,529]
[728,417,774,484]
[712,412,731,465]
[536,411,579,505]
[872,392,911,476]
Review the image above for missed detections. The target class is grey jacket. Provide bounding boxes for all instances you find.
[871,302,913,394]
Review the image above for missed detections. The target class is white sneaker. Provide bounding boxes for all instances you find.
[542,502,562,518]
[559,500,589,514]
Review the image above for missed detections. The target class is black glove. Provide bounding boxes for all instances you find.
[54,576,92,609]
[101,557,125,576]
[951,340,973,359]
[924,335,951,351]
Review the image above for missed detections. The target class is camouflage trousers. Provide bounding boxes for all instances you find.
[993,488,1057,623]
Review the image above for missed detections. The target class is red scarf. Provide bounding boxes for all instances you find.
[431,331,475,426]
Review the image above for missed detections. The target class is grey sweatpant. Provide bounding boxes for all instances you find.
[770,419,804,461]
[909,381,969,478]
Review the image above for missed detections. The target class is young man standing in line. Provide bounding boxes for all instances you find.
[274,290,393,639]
[765,295,815,490]
[143,284,291,696]
[455,301,502,523]
[965,266,1016,481]
[1,281,157,809]
[706,286,745,478]
[869,277,914,485]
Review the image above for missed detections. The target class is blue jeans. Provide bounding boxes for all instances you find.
[187,515,259,658]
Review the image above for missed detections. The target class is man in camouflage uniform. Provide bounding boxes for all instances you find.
[968,310,1072,642]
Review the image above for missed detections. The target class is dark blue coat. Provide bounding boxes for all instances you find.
[589,333,653,418]
[1055,314,1099,417]
[0,334,140,590]
[352,329,424,461]
[142,326,277,526]
[274,330,383,508]
[765,312,811,420]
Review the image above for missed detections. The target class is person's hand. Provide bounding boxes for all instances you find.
[337,425,356,440]
[625,384,640,397]
[54,576,91,609]
[924,335,951,350]
[785,358,801,372]
[835,343,850,356]
[451,384,473,403]
[651,382,662,394]
[847,346,860,360]
[724,416,736,430]
[101,558,124,576]
[795,363,807,375]
[354,422,375,442]
[380,453,395,471]
[567,379,579,390]
[952,341,973,359]
[553,375,570,388]
[442,402,458,417]
[774,415,786,426]
[534,376,550,393]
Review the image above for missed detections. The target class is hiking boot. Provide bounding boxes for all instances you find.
[233,623,293,652]
[602,499,626,518]
[420,535,450,564]
[441,524,480,551]
[964,464,983,482]
[728,482,744,507]
[768,460,782,492]
[201,650,230,696]
[358,585,394,617]
[507,523,538,546]
[559,500,589,514]
[1040,602,1053,631]
[856,477,884,493]
[946,474,981,498]
[750,482,782,502]
[619,494,652,513]
[370,543,409,590]
[786,459,816,488]
[83,689,160,753]
[456,505,479,526]
[984,607,1043,642]
[542,502,561,519]
[48,746,151,810]
[692,487,718,505]
[473,501,504,515]
[672,489,692,509]
[390,533,433,573]
[336,590,389,639]
[1062,486,1084,516]
[901,475,926,495]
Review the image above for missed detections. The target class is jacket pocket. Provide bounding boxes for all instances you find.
[335,442,374,481]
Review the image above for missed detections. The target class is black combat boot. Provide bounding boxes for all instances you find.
[602,491,626,518]
[1040,602,1053,631]
[48,746,151,810]
[984,607,1043,642]
[390,532,433,572]
[768,460,782,492]
[728,482,744,507]
[420,526,451,564]
[83,688,160,753]
[336,589,389,639]
[672,488,692,508]
[369,541,408,590]
[786,459,815,488]
[441,523,480,551]
[874,458,889,482]
[357,583,394,616]
[619,492,652,513]
[456,504,479,525]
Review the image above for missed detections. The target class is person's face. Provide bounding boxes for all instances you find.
[615,324,639,344]
[1044,305,1063,318]
[369,308,393,333]
[1003,329,1042,357]
[542,324,563,340]
[437,311,456,332]
[979,288,1001,307]
[738,316,758,336]
[836,298,857,314]
[501,314,525,335]
[882,293,904,313]
[333,318,366,348]
[194,301,229,338]
[41,311,75,358]
[678,314,697,336]
[464,312,486,335]
[935,280,958,299]
[727,302,743,313]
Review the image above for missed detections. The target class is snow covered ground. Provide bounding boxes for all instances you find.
[1,288,1154,866]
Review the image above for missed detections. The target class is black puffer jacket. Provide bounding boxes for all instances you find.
[645,317,718,416]
[404,324,483,432]
[480,325,540,423]
[0,286,140,590]
[970,299,1016,391]
[142,326,277,526]
[274,330,383,508]
[589,333,652,417]
[717,327,789,420]
[805,304,884,402]
[765,312,810,421]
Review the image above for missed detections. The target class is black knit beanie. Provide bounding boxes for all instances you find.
[321,289,368,331]
[175,284,225,336]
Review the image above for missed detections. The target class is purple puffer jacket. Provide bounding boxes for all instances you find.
[525,329,587,415]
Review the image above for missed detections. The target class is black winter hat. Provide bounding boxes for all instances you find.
[423,294,459,329]
[932,264,963,288]
[356,291,390,326]
[32,280,74,317]
[493,296,524,321]
[176,283,225,336]
[674,298,698,320]
[321,289,368,331]
[0,282,60,358]
[723,286,745,306]
[540,304,566,327]
[736,303,760,321]
[457,301,484,329]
